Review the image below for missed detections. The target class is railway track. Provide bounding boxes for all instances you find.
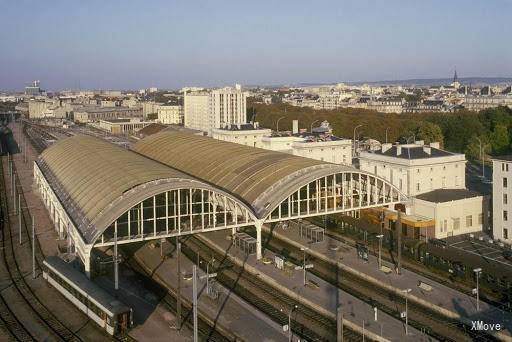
[0,157,85,341]
[256,224,499,342]
[177,235,363,342]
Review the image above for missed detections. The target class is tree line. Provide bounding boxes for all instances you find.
[248,100,512,160]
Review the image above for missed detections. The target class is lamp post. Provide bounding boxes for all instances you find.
[402,288,412,335]
[310,120,319,133]
[276,116,285,133]
[376,235,384,269]
[475,137,485,179]
[281,305,298,342]
[300,247,311,286]
[353,125,364,158]
[474,268,482,311]
[385,127,390,144]
[192,265,198,342]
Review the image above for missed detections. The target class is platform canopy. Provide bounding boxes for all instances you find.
[37,135,257,247]
[133,130,406,219]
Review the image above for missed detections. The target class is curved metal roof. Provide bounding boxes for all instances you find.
[38,135,256,243]
[132,130,357,218]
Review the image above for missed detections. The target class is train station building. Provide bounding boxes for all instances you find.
[33,131,406,276]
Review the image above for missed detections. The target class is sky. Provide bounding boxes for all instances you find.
[1,0,511,91]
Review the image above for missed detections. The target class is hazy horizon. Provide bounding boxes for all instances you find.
[1,0,511,91]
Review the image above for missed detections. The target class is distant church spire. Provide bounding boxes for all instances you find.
[453,68,458,83]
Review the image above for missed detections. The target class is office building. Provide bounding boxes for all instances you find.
[157,105,183,125]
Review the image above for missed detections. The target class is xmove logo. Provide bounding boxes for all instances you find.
[471,320,502,331]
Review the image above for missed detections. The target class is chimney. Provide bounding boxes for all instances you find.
[415,140,424,146]
[423,146,432,155]
[381,143,392,153]
[429,142,440,149]
[292,120,299,134]
[396,145,402,156]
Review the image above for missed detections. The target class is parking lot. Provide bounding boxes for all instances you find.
[449,238,512,269]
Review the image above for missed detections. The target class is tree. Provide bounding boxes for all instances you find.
[465,135,490,160]
[416,121,444,146]
[491,124,510,153]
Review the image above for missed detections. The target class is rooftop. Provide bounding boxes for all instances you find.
[367,143,458,160]
[415,189,482,203]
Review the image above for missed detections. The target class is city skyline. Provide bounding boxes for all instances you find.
[1,0,511,91]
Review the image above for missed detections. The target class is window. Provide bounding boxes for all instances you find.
[505,228,509,240]
[452,218,460,230]
[416,183,420,191]
[478,213,483,225]
[504,177,508,188]
[430,178,433,189]
[430,167,433,172]
[399,179,403,190]
[455,176,459,186]
[508,164,510,172]
[504,211,509,221]
[466,215,473,227]
[443,220,448,232]
[417,169,420,173]
[502,163,506,171]
[504,194,508,205]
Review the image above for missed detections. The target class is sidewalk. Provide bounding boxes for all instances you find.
[201,230,431,342]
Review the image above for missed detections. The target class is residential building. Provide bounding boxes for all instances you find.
[359,141,466,197]
[183,91,209,132]
[208,85,247,133]
[463,95,512,111]
[142,101,163,118]
[157,105,183,125]
[184,85,247,134]
[492,156,512,244]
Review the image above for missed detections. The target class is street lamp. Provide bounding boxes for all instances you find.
[281,304,298,342]
[200,257,217,294]
[299,247,313,286]
[353,125,364,158]
[310,120,319,133]
[475,137,485,179]
[376,235,384,269]
[402,288,412,335]
[276,116,285,133]
[474,268,482,311]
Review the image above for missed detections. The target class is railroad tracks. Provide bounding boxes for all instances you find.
[257,226,499,342]
[178,235,362,342]
[0,157,84,341]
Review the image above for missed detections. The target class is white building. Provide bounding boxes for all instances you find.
[142,101,164,118]
[157,105,183,125]
[184,91,209,132]
[413,189,488,239]
[359,141,466,197]
[184,85,247,135]
[492,156,512,244]
[211,123,271,148]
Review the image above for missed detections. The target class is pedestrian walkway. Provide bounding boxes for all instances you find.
[201,230,430,342]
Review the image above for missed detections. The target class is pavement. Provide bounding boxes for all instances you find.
[200,230,431,342]
[265,221,512,337]
[130,240,290,342]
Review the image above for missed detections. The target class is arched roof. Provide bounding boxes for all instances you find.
[38,135,256,243]
[132,130,359,218]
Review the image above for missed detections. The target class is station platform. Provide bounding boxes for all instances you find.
[129,240,290,342]
[264,222,512,338]
[200,230,431,342]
